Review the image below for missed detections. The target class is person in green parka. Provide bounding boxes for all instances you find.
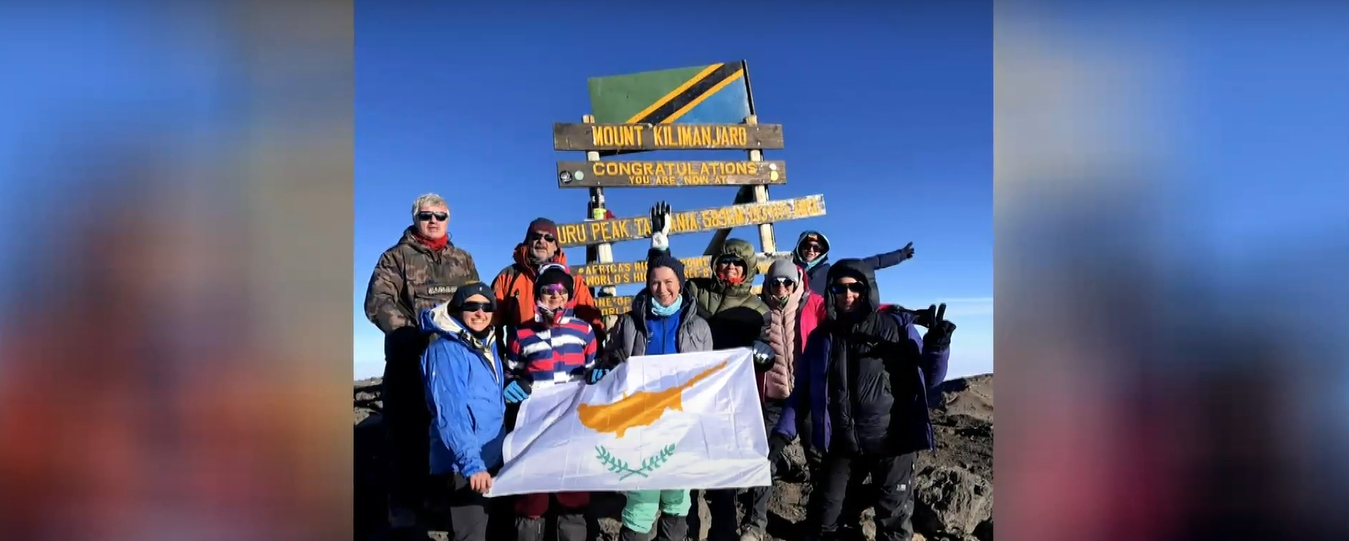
[647,201,777,541]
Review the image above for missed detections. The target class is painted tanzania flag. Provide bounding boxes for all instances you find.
[587,61,754,125]
[485,347,770,496]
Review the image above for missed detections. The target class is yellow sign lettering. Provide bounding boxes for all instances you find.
[551,195,826,248]
[590,124,645,148]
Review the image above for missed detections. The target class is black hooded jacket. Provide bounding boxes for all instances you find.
[817,258,924,455]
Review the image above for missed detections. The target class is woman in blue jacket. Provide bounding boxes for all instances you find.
[420,282,507,541]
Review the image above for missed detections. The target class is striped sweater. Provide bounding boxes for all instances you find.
[507,314,598,389]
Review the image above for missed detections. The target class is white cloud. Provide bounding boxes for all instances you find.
[933,296,993,317]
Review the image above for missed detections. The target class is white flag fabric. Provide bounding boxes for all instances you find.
[486,347,771,497]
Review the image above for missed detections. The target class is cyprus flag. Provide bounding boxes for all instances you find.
[486,347,771,497]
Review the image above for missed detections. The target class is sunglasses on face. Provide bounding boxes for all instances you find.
[802,243,824,252]
[540,284,567,296]
[829,282,867,295]
[528,232,556,243]
[417,211,448,222]
[459,301,494,313]
[770,277,796,288]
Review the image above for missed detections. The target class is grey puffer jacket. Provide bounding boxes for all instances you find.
[604,288,713,365]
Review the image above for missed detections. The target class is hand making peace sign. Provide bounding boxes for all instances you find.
[922,303,956,351]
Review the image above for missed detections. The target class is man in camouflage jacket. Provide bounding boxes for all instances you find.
[363,193,480,532]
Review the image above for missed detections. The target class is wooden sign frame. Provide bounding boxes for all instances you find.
[552,194,827,248]
[557,160,786,188]
[553,122,784,152]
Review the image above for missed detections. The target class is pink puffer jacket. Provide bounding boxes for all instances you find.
[759,267,825,400]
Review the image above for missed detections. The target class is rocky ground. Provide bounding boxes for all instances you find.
[355,374,993,541]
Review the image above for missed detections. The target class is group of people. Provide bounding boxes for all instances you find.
[363,193,955,541]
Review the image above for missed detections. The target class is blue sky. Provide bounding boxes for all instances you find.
[354,1,993,379]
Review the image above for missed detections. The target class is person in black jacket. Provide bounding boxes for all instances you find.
[791,230,915,295]
[791,259,934,541]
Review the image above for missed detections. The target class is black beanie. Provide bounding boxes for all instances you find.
[450,282,495,311]
[646,254,686,287]
[535,263,574,297]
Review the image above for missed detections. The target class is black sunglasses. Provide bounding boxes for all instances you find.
[770,277,796,287]
[829,282,867,294]
[459,301,494,313]
[527,232,556,243]
[417,211,448,222]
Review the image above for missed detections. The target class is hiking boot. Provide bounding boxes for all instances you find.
[619,525,652,541]
[654,514,689,541]
[387,504,418,530]
[738,526,766,541]
[515,516,545,541]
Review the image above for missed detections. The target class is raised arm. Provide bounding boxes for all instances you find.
[860,242,916,272]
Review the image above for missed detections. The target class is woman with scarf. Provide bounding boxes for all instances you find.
[601,255,714,541]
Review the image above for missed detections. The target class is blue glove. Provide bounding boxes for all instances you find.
[503,380,531,403]
[751,342,775,368]
[588,368,610,385]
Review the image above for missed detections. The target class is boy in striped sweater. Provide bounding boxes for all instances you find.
[502,263,602,541]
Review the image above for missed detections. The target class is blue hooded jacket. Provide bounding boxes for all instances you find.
[419,302,507,477]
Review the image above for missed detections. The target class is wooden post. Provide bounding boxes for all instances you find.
[582,114,620,332]
[746,115,776,254]
[703,115,776,258]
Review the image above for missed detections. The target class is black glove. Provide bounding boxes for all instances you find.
[899,241,915,261]
[751,342,775,369]
[768,433,790,462]
[922,303,956,351]
[650,201,671,236]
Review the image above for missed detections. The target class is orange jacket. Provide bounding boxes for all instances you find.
[491,244,605,341]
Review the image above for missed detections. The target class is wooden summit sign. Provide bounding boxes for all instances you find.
[554,122,784,152]
[557,159,786,188]
[572,255,776,288]
[552,194,827,248]
[595,286,764,317]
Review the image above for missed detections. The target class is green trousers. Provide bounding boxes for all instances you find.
[621,489,692,533]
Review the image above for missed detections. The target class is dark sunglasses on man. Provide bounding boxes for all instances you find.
[769,277,796,288]
[527,232,556,243]
[829,282,867,295]
[417,211,448,222]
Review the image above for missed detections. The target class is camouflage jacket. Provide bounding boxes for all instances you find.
[363,227,481,355]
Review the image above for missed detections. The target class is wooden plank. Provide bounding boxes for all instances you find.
[553,194,828,248]
[703,186,757,256]
[587,60,753,125]
[558,160,786,189]
[594,285,765,317]
[571,255,777,288]
[553,122,784,152]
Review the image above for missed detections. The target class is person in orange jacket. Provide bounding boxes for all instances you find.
[490,217,605,349]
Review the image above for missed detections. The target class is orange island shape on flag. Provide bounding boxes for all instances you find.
[576,359,730,438]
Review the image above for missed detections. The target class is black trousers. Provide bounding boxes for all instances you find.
[807,451,917,541]
[425,472,493,541]
[686,488,738,541]
[383,353,432,513]
[744,399,787,531]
